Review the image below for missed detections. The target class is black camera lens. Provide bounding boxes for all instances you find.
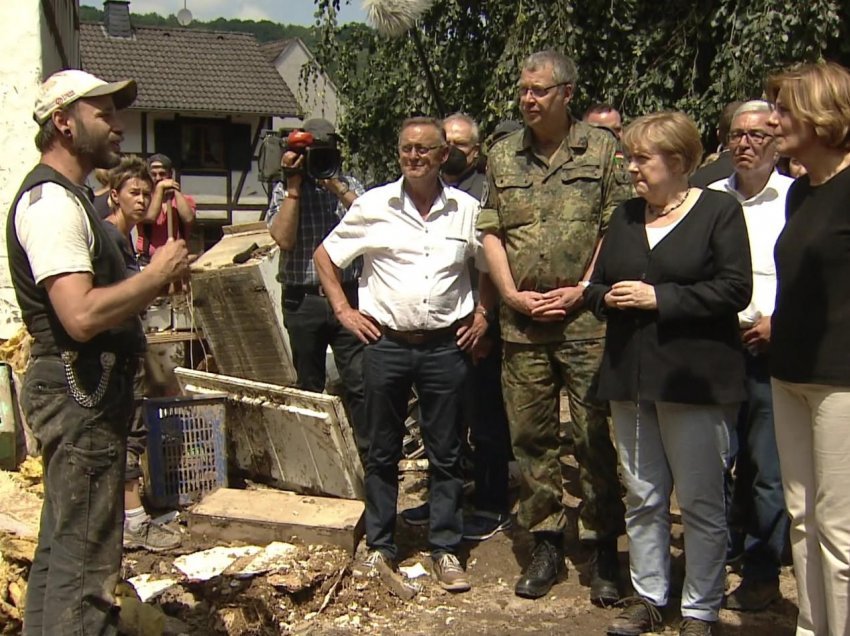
[305,146,342,180]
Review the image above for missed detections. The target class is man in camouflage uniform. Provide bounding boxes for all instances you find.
[478,50,631,603]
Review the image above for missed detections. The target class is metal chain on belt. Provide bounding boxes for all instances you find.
[60,350,116,409]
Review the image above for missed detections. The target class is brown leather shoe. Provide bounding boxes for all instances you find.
[431,553,471,592]
[606,596,663,635]
[679,618,714,635]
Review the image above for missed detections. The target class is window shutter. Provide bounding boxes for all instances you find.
[226,123,253,171]
[153,119,182,168]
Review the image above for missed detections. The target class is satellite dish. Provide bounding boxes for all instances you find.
[177,7,193,26]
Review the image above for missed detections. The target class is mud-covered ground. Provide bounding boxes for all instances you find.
[1,449,799,635]
[120,450,798,636]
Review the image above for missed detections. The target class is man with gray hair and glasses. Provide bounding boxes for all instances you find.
[315,116,493,592]
[708,99,792,612]
[478,49,631,602]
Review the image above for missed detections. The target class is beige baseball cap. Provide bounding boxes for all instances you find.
[33,69,137,124]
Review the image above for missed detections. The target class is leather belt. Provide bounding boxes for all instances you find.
[285,280,357,298]
[380,315,471,346]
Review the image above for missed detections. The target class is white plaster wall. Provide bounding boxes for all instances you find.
[272,41,340,131]
[0,0,79,339]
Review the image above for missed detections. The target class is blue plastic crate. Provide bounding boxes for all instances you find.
[144,394,228,508]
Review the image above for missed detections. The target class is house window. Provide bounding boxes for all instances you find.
[181,121,226,170]
[153,118,252,174]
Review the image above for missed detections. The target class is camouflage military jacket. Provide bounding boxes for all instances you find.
[477,120,632,344]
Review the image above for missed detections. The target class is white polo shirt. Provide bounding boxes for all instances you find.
[708,170,792,326]
[322,177,484,331]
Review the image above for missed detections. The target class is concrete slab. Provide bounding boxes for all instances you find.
[188,488,364,554]
[174,367,364,500]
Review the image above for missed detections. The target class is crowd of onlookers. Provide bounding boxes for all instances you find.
[9,52,850,636]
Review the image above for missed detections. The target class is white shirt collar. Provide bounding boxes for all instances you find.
[721,169,785,205]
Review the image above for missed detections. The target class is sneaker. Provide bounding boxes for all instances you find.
[123,518,181,553]
[352,549,392,578]
[462,511,511,541]
[431,553,471,592]
[400,502,430,526]
[606,596,663,636]
[679,618,714,636]
[724,577,781,611]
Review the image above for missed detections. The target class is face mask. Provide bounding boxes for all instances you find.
[442,146,469,176]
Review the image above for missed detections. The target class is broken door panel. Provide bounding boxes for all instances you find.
[189,224,296,386]
[174,367,364,500]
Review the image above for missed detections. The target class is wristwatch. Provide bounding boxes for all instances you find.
[474,306,489,320]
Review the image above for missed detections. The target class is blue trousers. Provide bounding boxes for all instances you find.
[729,353,789,582]
[363,336,468,560]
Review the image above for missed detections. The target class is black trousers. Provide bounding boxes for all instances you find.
[22,355,134,636]
[282,283,368,461]
[466,338,512,514]
[363,336,468,559]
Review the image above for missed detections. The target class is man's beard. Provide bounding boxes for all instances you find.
[73,118,120,169]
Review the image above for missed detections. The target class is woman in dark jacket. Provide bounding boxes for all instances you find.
[765,62,850,636]
[585,111,752,636]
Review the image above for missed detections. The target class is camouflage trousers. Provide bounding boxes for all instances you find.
[502,338,625,541]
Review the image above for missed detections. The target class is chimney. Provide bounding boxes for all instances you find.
[103,0,132,38]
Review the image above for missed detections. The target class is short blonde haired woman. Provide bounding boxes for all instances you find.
[766,61,850,636]
[585,112,752,636]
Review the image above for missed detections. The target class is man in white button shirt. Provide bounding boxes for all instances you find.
[708,100,792,612]
[314,116,492,592]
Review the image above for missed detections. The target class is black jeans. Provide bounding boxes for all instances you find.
[363,336,468,559]
[466,338,512,514]
[22,355,134,636]
[283,284,368,461]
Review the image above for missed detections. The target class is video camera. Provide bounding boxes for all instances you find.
[258,129,342,182]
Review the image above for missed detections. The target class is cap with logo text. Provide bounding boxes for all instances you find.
[33,69,137,125]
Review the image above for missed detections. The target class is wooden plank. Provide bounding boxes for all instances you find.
[145,331,203,345]
[188,488,364,554]
[175,368,364,500]
[222,221,268,235]
[190,228,277,271]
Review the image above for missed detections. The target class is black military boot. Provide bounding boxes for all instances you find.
[589,540,621,606]
[514,532,566,599]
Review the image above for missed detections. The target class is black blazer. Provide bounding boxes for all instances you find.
[585,190,752,405]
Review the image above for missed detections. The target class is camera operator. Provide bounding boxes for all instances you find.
[267,118,368,462]
[137,153,196,261]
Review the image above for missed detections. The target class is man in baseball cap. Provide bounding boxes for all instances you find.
[33,68,137,124]
[9,69,188,635]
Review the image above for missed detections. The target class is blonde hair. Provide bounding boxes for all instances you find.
[622,111,703,176]
[766,62,850,150]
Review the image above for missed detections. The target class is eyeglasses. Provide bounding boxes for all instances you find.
[728,129,774,145]
[517,83,568,99]
[399,144,444,156]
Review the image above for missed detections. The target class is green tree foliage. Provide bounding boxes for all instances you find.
[312,0,846,184]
